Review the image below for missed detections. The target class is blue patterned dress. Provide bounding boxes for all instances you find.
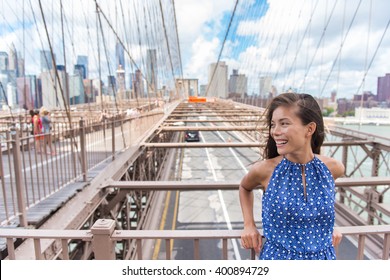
[259,156,336,260]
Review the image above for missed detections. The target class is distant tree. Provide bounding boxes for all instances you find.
[322,107,335,117]
[342,110,355,117]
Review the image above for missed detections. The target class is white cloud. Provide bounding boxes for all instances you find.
[175,0,235,81]
[215,0,390,98]
[185,36,220,84]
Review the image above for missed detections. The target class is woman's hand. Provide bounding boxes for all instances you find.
[332,228,342,247]
[241,225,262,255]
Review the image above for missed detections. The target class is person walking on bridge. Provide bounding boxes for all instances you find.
[32,109,43,153]
[239,92,345,260]
[41,108,56,155]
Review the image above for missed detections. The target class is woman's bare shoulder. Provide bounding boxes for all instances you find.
[240,156,282,191]
[316,154,345,180]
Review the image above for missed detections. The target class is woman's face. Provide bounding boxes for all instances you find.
[270,105,314,157]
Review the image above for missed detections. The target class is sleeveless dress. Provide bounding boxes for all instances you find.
[260,156,336,260]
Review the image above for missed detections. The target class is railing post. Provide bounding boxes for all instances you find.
[91,219,116,260]
[79,118,87,181]
[383,233,390,260]
[111,119,115,160]
[340,139,349,204]
[11,128,27,227]
[71,125,77,178]
[371,144,380,177]
[364,188,379,224]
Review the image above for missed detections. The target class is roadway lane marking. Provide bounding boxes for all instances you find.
[171,190,180,250]
[152,190,171,259]
[201,131,242,260]
[216,131,264,259]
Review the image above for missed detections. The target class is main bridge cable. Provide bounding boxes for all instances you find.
[150,1,178,99]
[205,0,240,98]
[37,0,71,117]
[159,0,178,96]
[95,2,128,148]
[228,1,267,96]
[96,0,181,105]
[142,3,155,110]
[238,1,273,96]
[94,1,157,101]
[148,1,168,101]
[95,4,119,112]
[28,0,61,109]
[96,1,174,108]
[62,1,94,116]
[37,0,83,164]
[133,0,147,105]
[172,0,184,81]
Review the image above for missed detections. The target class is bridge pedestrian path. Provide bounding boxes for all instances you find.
[0,105,170,229]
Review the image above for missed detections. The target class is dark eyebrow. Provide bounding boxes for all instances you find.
[272,118,291,122]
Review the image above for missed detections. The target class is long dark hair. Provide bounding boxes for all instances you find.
[263,93,325,159]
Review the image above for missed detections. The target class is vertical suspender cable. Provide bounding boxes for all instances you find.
[358,0,372,127]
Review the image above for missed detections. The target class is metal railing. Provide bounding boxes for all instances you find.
[1,178,389,260]
[0,219,389,260]
[0,110,164,226]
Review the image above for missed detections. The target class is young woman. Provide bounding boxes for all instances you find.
[32,110,43,153]
[239,92,345,260]
[41,109,56,155]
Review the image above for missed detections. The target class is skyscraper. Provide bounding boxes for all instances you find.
[259,76,272,97]
[69,74,85,105]
[8,43,19,77]
[134,70,144,98]
[116,64,126,100]
[74,64,86,79]
[228,69,247,98]
[17,75,37,109]
[207,61,228,98]
[107,75,116,97]
[40,50,54,72]
[0,51,8,71]
[0,71,8,104]
[76,55,88,78]
[377,73,390,102]
[116,42,125,71]
[40,66,68,109]
[146,49,157,94]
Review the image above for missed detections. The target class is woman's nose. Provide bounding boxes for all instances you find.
[272,124,281,135]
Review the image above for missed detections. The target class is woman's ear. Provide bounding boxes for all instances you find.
[307,122,316,136]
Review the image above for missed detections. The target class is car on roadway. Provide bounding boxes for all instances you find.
[184,131,200,142]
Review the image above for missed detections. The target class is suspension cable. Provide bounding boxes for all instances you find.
[205,0,240,98]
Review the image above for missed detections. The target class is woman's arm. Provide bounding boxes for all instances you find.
[318,155,345,248]
[239,161,270,254]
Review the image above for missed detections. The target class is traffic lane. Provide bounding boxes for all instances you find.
[177,142,262,259]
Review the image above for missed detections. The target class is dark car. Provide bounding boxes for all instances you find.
[185,131,200,142]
